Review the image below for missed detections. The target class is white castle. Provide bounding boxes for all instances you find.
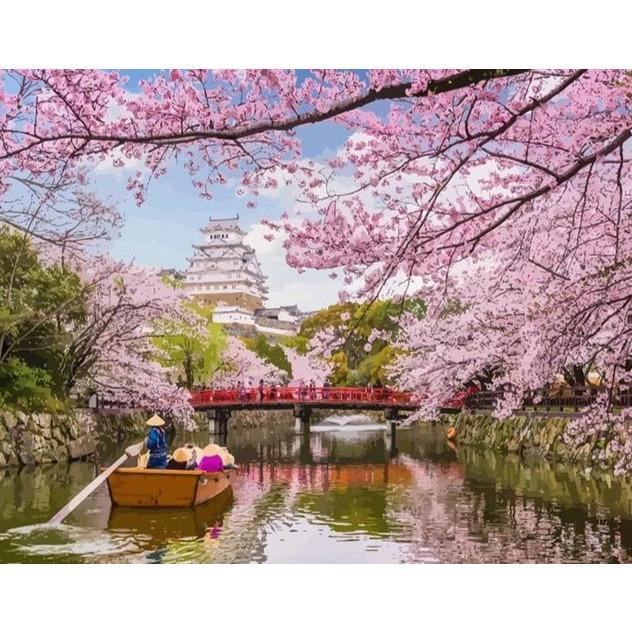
[182,216,304,336]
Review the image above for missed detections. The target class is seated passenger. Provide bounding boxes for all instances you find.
[166,447,190,470]
[219,447,237,469]
[197,444,225,472]
[184,443,203,468]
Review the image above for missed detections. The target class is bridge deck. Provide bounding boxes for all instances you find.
[189,386,473,412]
[192,399,420,412]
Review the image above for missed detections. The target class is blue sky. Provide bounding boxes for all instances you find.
[98,69,362,311]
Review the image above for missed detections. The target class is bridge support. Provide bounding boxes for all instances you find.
[384,407,399,431]
[383,407,398,457]
[293,404,312,435]
[384,426,398,458]
[207,409,230,441]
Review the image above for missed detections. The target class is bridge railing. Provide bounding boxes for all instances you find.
[189,386,417,407]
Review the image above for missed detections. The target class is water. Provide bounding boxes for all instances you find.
[1,422,632,563]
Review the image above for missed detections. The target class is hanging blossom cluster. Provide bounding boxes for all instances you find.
[269,71,632,436]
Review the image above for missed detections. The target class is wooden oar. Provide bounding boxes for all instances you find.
[47,441,144,526]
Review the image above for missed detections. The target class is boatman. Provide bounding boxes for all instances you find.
[142,414,169,469]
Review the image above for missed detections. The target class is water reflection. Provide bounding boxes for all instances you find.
[1,423,632,562]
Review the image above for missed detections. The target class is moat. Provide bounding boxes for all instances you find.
[1,422,632,563]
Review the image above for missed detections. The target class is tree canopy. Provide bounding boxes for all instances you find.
[152,300,227,389]
[286,298,425,386]
[5,69,632,466]
[0,227,88,410]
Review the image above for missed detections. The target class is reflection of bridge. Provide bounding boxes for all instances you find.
[189,386,473,437]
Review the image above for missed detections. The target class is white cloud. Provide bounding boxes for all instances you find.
[94,147,146,179]
[244,221,343,311]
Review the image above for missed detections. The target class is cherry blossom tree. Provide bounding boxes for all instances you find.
[5,69,632,444]
[58,255,195,425]
[213,336,286,386]
[281,345,331,385]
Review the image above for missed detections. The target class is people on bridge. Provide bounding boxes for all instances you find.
[258,378,265,402]
[322,379,330,400]
[309,379,316,399]
[237,380,246,401]
[143,414,168,469]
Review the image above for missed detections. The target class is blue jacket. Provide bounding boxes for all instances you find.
[146,427,167,468]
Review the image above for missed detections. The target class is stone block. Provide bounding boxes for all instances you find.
[54,446,69,462]
[39,414,52,428]
[3,411,17,429]
[68,434,97,460]
[42,428,53,440]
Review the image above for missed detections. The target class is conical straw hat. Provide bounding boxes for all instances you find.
[219,447,235,466]
[203,443,223,457]
[146,414,166,427]
[172,447,189,463]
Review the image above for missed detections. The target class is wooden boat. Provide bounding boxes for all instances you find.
[106,467,234,508]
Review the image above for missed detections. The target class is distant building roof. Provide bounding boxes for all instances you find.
[201,215,245,234]
[254,316,297,331]
[255,305,303,318]
[160,268,185,280]
[280,304,301,314]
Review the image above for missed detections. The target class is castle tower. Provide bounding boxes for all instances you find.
[183,216,268,324]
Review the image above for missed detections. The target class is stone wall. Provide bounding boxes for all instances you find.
[454,413,622,471]
[192,409,295,430]
[0,409,148,469]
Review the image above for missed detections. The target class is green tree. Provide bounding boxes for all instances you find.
[287,298,425,386]
[242,334,292,378]
[0,227,89,409]
[152,300,227,388]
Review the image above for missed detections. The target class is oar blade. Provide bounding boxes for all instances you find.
[47,442,144,526]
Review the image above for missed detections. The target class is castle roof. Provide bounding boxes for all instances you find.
[201,215,245,234]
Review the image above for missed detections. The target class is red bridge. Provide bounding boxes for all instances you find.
[189,386,476,436]
[190,386,420,409]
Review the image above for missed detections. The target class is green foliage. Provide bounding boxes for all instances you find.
[0,227,89,410]
[280,333,309,354]
[242,334,292,378]
[0,357,63,411]
[151,300,227,388]
[286,298,425,386]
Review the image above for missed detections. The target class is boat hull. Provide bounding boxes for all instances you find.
[106,468,233,508]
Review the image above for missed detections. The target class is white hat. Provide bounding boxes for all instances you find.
[146,414,166,427]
